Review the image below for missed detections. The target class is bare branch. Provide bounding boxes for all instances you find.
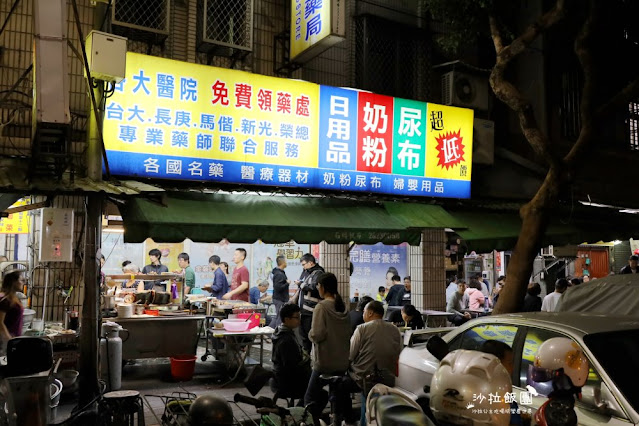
[598,78,639,119]
[575,0,598,122]
[488,0,567,170]
[489,15,504,53]
[563,0,639,167]
[564,77,639,165]
[497,0,566,65]
[490,65,561,170]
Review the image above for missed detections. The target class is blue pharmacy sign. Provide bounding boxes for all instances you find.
[103,53,474,199]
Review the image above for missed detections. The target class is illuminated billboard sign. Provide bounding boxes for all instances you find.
[103,53,474,199]
[290,0,346,63]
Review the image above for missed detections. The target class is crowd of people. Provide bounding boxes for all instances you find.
[270,271,404,426]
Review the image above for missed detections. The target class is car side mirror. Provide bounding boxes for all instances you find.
[426,335,449,361]
[581,383,609,414]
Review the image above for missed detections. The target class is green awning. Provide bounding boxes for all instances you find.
[120,193,457,245]
[450,211,583,253]
[383,202,466,229]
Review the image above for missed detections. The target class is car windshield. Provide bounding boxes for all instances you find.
[583,329,639,412]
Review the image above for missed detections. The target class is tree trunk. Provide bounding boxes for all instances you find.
[493,168,560,314]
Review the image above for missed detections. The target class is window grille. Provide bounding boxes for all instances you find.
[197,0,253,55]
[559,69,582,141]
[354,15,429,101]
[112,0,170,42]
[629,102,639,151]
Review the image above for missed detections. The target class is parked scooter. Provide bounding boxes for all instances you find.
[362,335,450,426]
[365,383,435,426]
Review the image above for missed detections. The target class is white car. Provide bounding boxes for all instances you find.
[396,311,639,425]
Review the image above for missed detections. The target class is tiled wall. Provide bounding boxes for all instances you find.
[319,241,351,308]
[410,229,446,311]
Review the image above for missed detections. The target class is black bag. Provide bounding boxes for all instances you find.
[244,364,273,396]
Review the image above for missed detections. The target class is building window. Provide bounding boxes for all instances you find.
[559,69,582,141]
[629,102,639,151]
[354,15,430,101]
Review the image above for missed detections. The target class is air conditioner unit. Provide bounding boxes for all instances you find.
[541,246,554,257]
[472,118,495,165]
[442,71,489,111]
[197,0,254,55]
[112,0,170,42]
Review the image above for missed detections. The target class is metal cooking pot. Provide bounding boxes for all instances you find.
[101,294,116,310]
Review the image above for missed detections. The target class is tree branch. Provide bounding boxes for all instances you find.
[489,63,561,170]
[488,0,567,170]
[489,15,504,53]
[496,0,566,65]
[564,77,639,165]
[597,78,639,119]
[575,0,598,123]
[563,0,639,166]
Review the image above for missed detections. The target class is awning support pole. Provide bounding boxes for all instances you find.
[78,193,103,406]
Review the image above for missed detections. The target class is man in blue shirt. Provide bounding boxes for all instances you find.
[203,255,228,298]
[250,280,269,305]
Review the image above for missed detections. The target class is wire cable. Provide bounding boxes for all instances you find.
[0,0,21,38]
[69,0,111,178]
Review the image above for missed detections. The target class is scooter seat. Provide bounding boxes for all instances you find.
[375,394,435,426]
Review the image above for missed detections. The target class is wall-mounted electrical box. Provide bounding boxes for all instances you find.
[39,208,74,262]
[85,30,127,82]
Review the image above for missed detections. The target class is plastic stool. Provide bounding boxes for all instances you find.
[99,390,145,426]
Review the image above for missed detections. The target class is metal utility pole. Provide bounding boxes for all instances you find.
[86,0,109,181]
[77,0,109,406]
[78,194,103,406]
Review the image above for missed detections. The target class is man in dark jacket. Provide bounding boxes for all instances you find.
[271,303,311,401]
[385,275,403,306]
[620,255,639,274]
[202,255,228,298]
[295,253,325,353]
[269,255,290,328]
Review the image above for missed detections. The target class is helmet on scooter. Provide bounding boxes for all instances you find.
[528,337,589,392]
[430,350,511,426]
[188,394,234,426]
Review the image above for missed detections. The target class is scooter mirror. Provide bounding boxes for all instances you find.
[426,335,449,361]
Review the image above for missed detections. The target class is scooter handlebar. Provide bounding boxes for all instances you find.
[234,393,263,407]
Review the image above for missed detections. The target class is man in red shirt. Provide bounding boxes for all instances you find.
[223,248,250,301]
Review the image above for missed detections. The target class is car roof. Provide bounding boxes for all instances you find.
[481,311,639,335]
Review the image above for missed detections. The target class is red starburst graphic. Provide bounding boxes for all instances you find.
[435,129,465,170]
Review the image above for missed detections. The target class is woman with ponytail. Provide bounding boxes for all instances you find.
[304,272,352,423]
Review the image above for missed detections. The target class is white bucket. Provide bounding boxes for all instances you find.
[117,304,133,319]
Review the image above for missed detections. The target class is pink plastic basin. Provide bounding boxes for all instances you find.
[222,318,250,332]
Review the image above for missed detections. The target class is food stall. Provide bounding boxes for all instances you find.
[103,273,205,359]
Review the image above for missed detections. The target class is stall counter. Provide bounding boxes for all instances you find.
[105,315,205,359]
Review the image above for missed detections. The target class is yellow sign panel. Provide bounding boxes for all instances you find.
[290,0,332,60]
[0,198,30,234]
[103,53,474,199]
[425,103,474,181]
[103,53,319,168]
